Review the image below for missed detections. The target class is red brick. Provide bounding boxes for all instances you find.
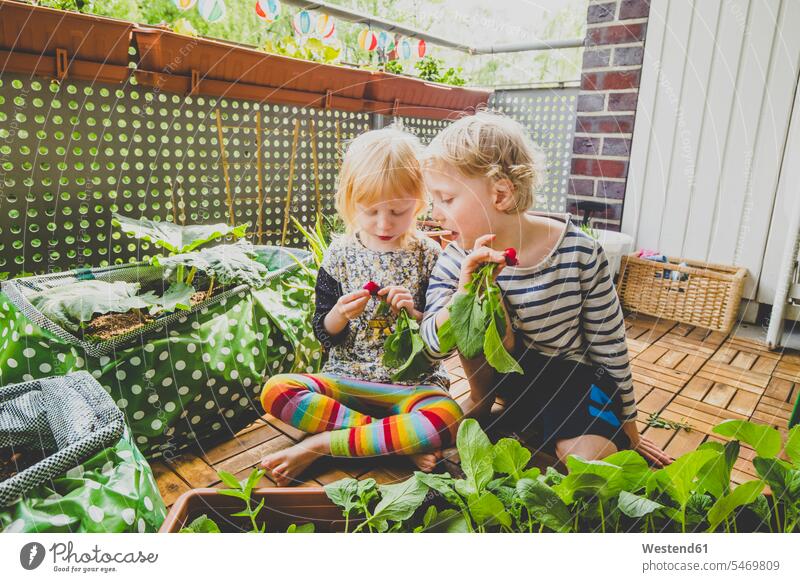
[587,23,647,46]
[576,114,635,134]
[613,45,645,66]
[588,2,617,23]
[582,70,641,91]
[571,158,629,179]
[583,48,612,69]
[620,0,650,20]
[608,91,640,111]
[578,93,606,112]
[569,178,596,196]
[573,136,601,155]
[597,180,627,199]
[602,137,632,156]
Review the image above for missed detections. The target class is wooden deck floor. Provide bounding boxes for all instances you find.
[153,314,800,509]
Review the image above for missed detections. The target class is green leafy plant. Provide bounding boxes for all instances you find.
[437,263,522,374]
[263,36,341,64]
[179,514,221,533]
[382,307,430,382]
[579,222,600,239]
[414,56,467,86]
[154,241,270,291]
[112,213,247,256]
[322,418,800,533]
[384,59,404,74]
[646,411,692,432]
[27,280,160,333]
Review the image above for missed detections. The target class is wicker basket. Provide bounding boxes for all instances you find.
[616,254,747,333]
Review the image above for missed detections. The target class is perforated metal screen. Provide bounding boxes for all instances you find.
[0,73,576,278]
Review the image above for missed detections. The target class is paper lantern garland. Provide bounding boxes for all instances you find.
[255,0,280,22]
[358,28,378,52]
[198,0,226,23]
[173,0,197,11]
[292,10,315,36]
[316,13,335,39]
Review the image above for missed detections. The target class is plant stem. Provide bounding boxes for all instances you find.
[206,274,215,300]
[598,499,606,533]
[186,266,197,285]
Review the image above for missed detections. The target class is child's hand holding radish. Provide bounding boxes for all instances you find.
[378,285,422,321]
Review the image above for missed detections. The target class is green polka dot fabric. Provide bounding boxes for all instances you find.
[0,246,322,458]
[0,427,165,533]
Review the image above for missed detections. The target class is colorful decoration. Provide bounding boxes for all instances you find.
[316,13,335,39]
[292,10,315,36]
[255,0,280,22]
[398,37,412,60]
[358,28,378,52]
[417,38,427,58]
[173,0,197,11]
[198,0,226,22]
[377,31,395,52]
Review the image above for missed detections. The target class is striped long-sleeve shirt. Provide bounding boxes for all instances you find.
[420,213,638,421]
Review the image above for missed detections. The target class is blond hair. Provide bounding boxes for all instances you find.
[335,127,427,245]
[424,110,547,213]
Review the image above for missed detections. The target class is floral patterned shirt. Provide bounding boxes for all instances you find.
[312,231,449,390]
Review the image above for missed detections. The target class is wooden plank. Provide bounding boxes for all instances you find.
[673,394,748,420]
[631,367,685,393]
[726,390,760,417]
[151,460,190,507]
[679,376,714,400]
[632,359,692,385]
[262,413,306,441]
[214,434,296,476]
[204,422,281,465]
[675,353,708,375]
[702,383,736,408]
[730,351,758,370]
[751,355,779,375]
[637,345,669,364]
[710,346,738,364]
[696,370,765,394]
[657,334,717,356]
[641,424,676,450]
[764,377,794,401]
[699,361,770,388]
[663,428,705,458]
[165,452,219,489]
[637,387,674,414]
[657,349,688,369]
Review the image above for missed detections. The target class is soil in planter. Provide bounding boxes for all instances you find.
[80,280,227,342]
[0,446,47,483]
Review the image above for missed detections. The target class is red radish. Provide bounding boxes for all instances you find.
[363,281,381,295]
[504,247,519,266]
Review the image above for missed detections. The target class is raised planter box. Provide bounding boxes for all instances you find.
[0,0,133,83]
[133,26,372,111]
[367,71,491,115]
[160,487,345,533]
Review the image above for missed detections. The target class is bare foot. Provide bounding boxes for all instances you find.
[259,432,331,486]
[409,449,442,473]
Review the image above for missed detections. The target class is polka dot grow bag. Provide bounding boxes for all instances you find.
[0,246,322,458]
[0,371,166,533]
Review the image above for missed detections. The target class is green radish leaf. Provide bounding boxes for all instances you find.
[617,490,663,519]
[482,297,522,374]
[467,491,511,529]
[368,476,429,530]
[752,457,792,499]
[415,472,464,508]
[695,440,739,498]
[561,451,650,501]
[713,419,782,459]
[647,449,718,508]
[706,480,765,532]
[323,478,360,514]
[785,425,800,467]
[516,478,573,532]
[449,291,485,358]
[286,523,315,533]
[457,419,495,495]
[492,438,532,481]
[437,317,457,353]
[179,514,221,533]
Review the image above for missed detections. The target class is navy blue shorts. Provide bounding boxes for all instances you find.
[493,350,631,453]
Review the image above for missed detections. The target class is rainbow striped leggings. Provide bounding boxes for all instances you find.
[260,373,463,457]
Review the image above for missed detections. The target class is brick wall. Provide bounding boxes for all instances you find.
[567,0,650,231]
